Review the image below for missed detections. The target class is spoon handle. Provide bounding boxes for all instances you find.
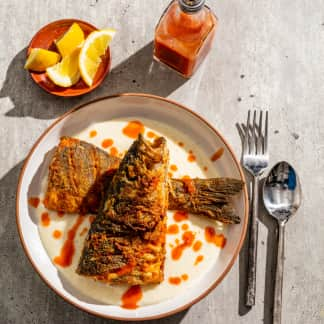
[273,222,285,324]
[245,176,259,307]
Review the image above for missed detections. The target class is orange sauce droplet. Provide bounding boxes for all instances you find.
[203,166,208,172]
[168,172,173,178]
[175,238,180,244]
[147,131,156,138]
[28,197,40,208]
[122,120,145,139]
[41,212,50,227]
[169,277,181,285]
[189,150,193,154]
[171,231,195,260]
[167,224,179,234]
[182,178,195,194]
[89,215,95,223]
[89,130,97,138]
[181,274,189,281]
[193,240,202,252]
[52,230,62,239]
[178,141,184,147]
[188,153,196,162]
[182,175,190,180]
[204,226,227,248]
[79,227,88,237]
[173,211,188,222]
[57,211,64,217]
[194,255,204,265]
[170,164,178,172]
[181,223,189,231]
[110,147,118,156]
[211,147,224,162]
[121,285,143,309]
[101,138,113,149]
[53,215,85,267]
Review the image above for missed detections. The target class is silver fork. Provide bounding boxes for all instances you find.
[241,110,269,307]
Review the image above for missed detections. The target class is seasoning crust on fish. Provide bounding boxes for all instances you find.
[44,137,243,224]
[77,135,169,285]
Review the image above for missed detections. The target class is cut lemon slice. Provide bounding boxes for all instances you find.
[79,28,116,86]
[55,22,84,57]
[24,48,60,72]
[46,47,81,87]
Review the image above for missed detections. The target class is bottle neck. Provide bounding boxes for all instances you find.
[178,0,205,13]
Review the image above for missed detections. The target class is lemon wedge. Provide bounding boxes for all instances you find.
[24,48,60,72]
[79,28,116,86]
[46,47,81,87]
[55,22,84,57]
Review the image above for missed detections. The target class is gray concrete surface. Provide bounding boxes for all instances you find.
[1,0,324,323]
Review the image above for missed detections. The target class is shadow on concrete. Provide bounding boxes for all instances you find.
[1,42,187,120]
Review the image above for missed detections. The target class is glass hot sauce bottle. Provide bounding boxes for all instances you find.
[154,0,218,78]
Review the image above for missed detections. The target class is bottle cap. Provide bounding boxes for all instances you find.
[179,0,205,13]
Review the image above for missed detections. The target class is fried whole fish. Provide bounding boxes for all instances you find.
[77,135,168,284]
[44,136,243,224]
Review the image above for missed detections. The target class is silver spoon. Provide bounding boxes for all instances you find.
[263,161,302,324]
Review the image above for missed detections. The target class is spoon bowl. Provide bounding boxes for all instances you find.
[263,161,302,324]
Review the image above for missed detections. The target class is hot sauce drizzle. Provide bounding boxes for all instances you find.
[167,224,179,234]
[110,147,118,156]
[41,212,50,227]
[53,215,85,267]
[170,164,178,172]
[101,138,113,149]
[169,277,181,285]
[181,223,189,231]
[194,255,204,265]
[204,226,226,248]
[211,147,224,161]
[193,240,202,252]
[121,285,143,309]
[28,197,40,208]
[53,230,62,239]
[122,120,145,139]
[188,153,196,162]
[171,231,195,260]
[181,274,189,281]
[89,130,97,138]
[147,131,156,138]
[79,227,88,236]
[173,211,188,222]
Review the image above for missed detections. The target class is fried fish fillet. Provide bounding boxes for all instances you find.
[77,135,168,284]
[44,136,243,223]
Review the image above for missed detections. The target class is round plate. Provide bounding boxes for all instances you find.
[27,19,111,97]
[16,93,248,321]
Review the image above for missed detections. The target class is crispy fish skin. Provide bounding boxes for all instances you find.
[77,135,168,284]
[43,137,120,214]
[44,137,243,224]
[102,134,169,231]
[168,178,243,224]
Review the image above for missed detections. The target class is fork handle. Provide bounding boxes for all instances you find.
[245,175,259,307]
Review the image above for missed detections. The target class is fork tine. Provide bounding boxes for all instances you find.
[251,110,257,154]
[257,111,263,154]
[246,110,251,154]
[264,111,268,154]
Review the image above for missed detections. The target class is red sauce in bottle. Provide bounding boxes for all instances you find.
[53,215,84,267]
[211,147,224,161]
[41,212,50,227]
[121,285,143,309]
[204,226,226,248]
[28,197,40,208]
[173,211,188,222]
[122,120,145,139]
[154,0,217,77]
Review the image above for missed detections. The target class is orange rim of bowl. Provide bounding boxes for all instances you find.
[16,93,249,321]
[27,18,111,97]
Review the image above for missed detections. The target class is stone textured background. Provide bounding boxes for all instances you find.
[0,0,323,323]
